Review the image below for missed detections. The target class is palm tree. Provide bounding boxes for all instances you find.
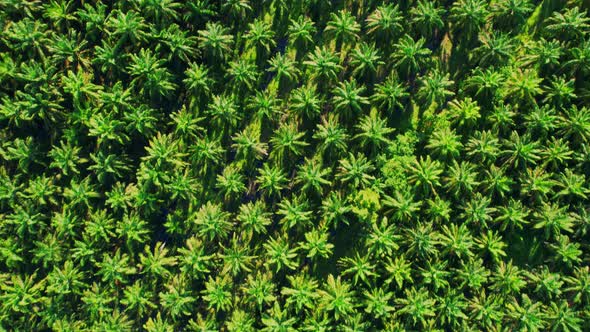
[448,97,481,129]
[505,294,546,331]
[332,78,369,119]
[365,4,403,43]
[417,70,455,107]
[472,31,515,67]
[372,74,409,113]
[364,287,394,319]
[242,271,275,310]
[106,9,147,45]
[465,130,500,165]
[324,10,360,50]
[491,0,533,31]
[296,157,332,195]
[313,114,349,158]
[268,53,300,91]
[216,164,246,201]
[354,108,394,152]
[277,195,313,231]
[177,236,214,278]
[463,68,504,100]
[269,121,309,164]
[337,153,375,188]
[450,0,489,41]
[445,160,480,198]
[304,46,342,84]
[206,94,241,130]
[227,58,259,93]
[410,0,445,39]
[391,34,432,78]
[503,68,543,105]
[288,15,316,59]
[439,222,474,260]
[221,236,255,276]
[407,155,443,196]
[559,105,590,145]
[338,252,376,286]
[128,48,176,99]
[197,22,234,61]
[256,163,288,198]
[383,190,421,223]
[244,18,275,58]
[299,228,334,261]
[289,84,322,119]
[183,63,213,104]
[426,126,463,160]
[231,124,268,162]
[496,199,529,231]
[261,302,298,332]
[139,242,177,280]
[96,249,136,287]
[546,6,590,42]
[533,201,575,240]
[134,0,180,23]
[349,42,383,80]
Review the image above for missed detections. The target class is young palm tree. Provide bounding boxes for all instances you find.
[263,235,299,272]
[193,201,232,242]
[396,287,437,328]
[318,274,356,321]
[281,273,320,313]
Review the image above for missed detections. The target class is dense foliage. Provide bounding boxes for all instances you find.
[1,0,590,330]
